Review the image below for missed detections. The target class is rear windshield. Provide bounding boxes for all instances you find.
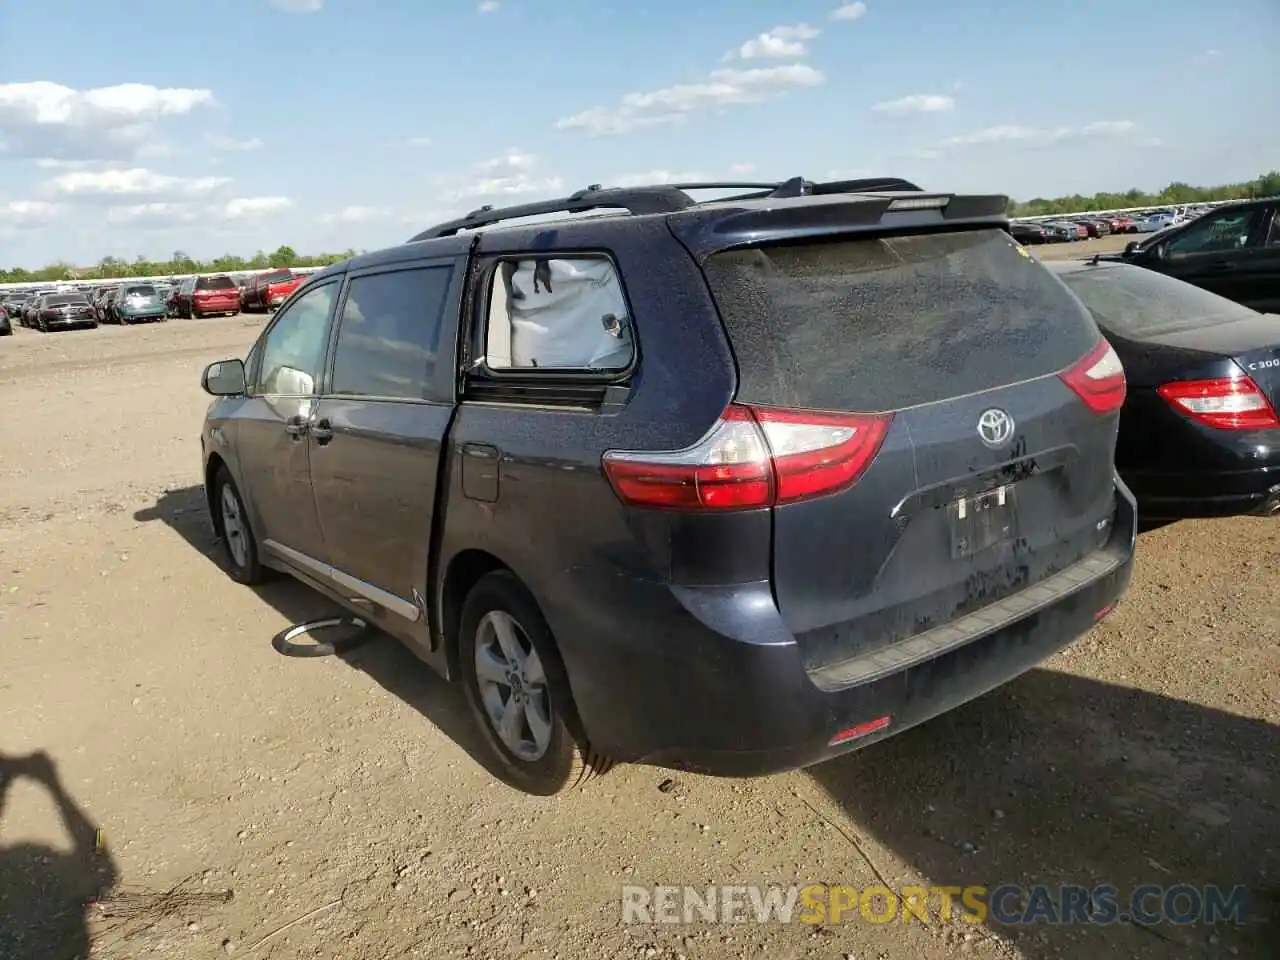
[1055,264,1258,336]
[702,229,1097,412]
[264,269,292,283]
[46,294,89,306]
[124,285,157,297]
[197,275,236,290]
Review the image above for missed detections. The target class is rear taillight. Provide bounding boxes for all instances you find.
[1059,339,1126,415]
[1157,376,1280,430]
[601,403,893,510]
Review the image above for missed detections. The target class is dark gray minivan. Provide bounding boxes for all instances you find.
[200,178,1137,795]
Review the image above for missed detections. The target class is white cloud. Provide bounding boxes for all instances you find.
[0,81,214,161]
[872,94,954,116]
[556,64,824,136]
[941,120,1138,148]
[478,0,500,11]
[408,136,432,147]
[106,203,199,228]
[830,2,868,21]
[451,149,563,199]
[321,205,390,224]
[732,23,820,60]
[729,162,757,174]
[609,170,702,188]
[41,168,232,203]
[1192,48,1222,65]
[268,0,322,11]
[206,135,265,152]
[35,158,105,170]
[221,196,293,220]
[2,200,63,229]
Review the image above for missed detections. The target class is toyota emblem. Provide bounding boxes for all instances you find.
[977,408,1015,449]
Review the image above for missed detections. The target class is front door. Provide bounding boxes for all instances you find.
[1158,205,1269,306]
[235,279,341,570]
[308,258,462,645]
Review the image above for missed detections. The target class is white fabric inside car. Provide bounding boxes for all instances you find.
[502,259,632,369]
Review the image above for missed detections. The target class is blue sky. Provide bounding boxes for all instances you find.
[1,0,1275,268]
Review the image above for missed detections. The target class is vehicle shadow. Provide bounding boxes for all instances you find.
[133,486,503,781]
[805,670,1279,959]
[0,751,117,960]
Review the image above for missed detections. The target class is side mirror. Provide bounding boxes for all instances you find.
[1123,240,1140,257]
[202,358,246,396]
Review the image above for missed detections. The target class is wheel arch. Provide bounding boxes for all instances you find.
[204,453,229,536]
[439,549,588,743]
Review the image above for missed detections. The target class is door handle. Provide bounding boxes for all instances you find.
[312,418,334,445]
[284,415,309,439]
[1202,261,1236,272]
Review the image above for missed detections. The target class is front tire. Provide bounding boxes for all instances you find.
[212,466,265,585]
[458,571,608,795]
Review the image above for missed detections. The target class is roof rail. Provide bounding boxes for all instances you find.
[406,176,925,242]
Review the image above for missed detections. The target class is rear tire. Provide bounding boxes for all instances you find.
[212,466,266,585]
[458,571,610,796]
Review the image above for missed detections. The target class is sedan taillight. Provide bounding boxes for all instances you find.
[1157,376,1280,430]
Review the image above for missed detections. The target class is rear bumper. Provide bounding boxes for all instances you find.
[1123,463,1280,519]
[192,299,239,313]
[559,480,1137,777]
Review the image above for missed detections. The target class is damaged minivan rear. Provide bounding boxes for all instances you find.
[588,191,1137,777]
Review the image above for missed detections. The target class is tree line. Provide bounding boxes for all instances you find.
[0,245,362,285]
[1007,170,1280,218]
[4,170,1278,284]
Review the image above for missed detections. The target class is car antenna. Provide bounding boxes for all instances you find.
[1090,253,1100,265]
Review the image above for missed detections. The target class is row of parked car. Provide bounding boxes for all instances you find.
[189,177,1279,795]
[0,269,307,333]
[1010,208,1200,244]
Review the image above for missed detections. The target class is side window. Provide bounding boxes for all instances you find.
[483,256,634,372]
[255,282,337,396]
[329,266,451,401]
[1166,209,1260,257]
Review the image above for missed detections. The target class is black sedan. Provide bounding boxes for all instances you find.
[1049,259,1280,520]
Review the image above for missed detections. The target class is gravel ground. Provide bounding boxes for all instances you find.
[0,301,1276,960]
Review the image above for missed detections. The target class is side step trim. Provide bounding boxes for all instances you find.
[263,539,422,624]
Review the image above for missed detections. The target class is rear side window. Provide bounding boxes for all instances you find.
[1056,265,1258,336]
[329,267,452,401]
[702,229,1097,412]
[483,256,635,371]
[197,275,236,290]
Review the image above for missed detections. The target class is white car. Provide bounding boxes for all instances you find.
[1134,212,1182,233]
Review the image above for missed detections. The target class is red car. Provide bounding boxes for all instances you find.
[178,274,240,318]
[241,268,303,313]
[1112,216,1138,234]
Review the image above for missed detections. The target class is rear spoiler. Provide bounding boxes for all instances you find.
[669,192,1010,257]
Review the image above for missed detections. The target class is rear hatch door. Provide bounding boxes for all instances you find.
[696,226,1122,683]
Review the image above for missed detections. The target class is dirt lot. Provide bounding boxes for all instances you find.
[1,276,1277,960]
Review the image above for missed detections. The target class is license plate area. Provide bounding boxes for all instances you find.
[949,484,1016,558]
